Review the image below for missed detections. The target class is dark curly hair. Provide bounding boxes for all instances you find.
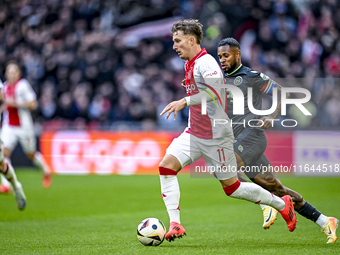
[218,38,240,49]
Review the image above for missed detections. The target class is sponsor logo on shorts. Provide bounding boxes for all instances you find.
[238,145,243,152]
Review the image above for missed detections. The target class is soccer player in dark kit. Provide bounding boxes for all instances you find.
[217,37,338,244]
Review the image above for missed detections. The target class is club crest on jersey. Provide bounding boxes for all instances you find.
[234,76,243,86]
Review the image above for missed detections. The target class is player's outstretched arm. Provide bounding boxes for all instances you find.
[160,98,187,120]
[258,83,290,129]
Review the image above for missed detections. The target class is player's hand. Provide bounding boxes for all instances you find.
[257,116,275,129]
[160,98,187,120]
[5,98,18,108]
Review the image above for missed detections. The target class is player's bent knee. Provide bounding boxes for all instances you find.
[252,174,284,193]
[159,154,181,173]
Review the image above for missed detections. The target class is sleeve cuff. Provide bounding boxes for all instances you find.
[185,96,190,106]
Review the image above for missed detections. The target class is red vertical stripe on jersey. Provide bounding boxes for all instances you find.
[7,107,20,126]
[5,79,21,126]
[185,49,213,139]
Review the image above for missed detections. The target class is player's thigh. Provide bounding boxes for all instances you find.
[1,126,19,152]
[244,153,275,180]
[18,129,36,155]
[165,132,202,170]
[233,128,267,167]
[199,135,237,180]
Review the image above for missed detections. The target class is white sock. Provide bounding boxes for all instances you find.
[160,174,180,224]
[316,214,329,228]
[2,162,20,189]
[259,204,267,209]
[33,152,50,174]
[2,157,12,187]
[229,182,285,211]
[1,174,11,187]
[168,209,180,224]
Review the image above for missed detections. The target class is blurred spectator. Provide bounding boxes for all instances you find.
[0,0,339,131]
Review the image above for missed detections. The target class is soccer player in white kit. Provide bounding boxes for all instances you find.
[0,78,26,210]
[0,62,52,192]
[159,19,297,242]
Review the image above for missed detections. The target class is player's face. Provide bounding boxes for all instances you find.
[217,46,240,73]
[5,64,21,84]
[172,30,192,60]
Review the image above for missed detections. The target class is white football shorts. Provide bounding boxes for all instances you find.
[166,131,237,180]
[1,125,36,154]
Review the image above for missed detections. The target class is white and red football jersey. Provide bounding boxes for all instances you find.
[3,79,36,128]
[184,48,233,139]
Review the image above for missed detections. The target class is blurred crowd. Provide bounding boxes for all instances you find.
[0,0,339,131]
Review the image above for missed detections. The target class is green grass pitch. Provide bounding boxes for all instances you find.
[0,169,339,254]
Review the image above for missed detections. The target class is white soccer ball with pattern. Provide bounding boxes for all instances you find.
[137,218,166,246]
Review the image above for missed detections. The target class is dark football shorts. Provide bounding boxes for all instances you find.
[245,153,272,179]
[233,127,267,169]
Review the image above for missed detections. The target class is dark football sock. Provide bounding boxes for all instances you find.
[296,202,321,222]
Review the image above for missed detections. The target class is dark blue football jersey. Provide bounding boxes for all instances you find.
[224,64,275,137]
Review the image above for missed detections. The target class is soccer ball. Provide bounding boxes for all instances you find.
[137,218,166,246]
